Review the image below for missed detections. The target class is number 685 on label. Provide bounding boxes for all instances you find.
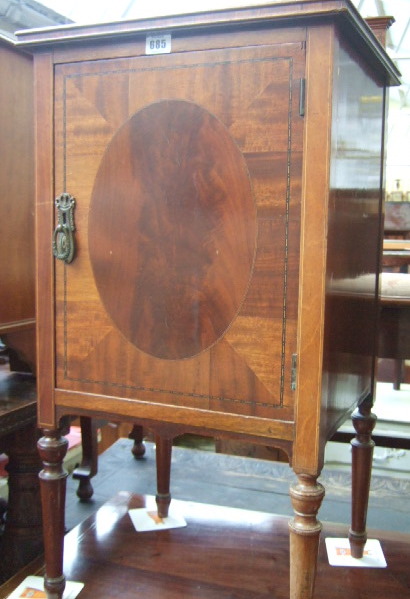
[145,34,172,55]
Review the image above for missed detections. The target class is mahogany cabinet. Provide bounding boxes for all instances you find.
[0,35,43,582]
[17,2,399,598]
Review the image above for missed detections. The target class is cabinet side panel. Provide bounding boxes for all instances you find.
[35,52,56,427]
[322,33,385,437]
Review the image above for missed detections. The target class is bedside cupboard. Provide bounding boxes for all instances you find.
[16,2,400,597]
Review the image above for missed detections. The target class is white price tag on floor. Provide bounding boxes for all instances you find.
[129,507,186,532]
[325,538,387,568]
[6,576,84,598]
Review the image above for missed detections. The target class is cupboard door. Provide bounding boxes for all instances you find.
[53,42,304,424]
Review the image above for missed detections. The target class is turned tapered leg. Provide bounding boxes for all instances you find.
[349,399,377,558]
[289,474,325,599]
[129,424,146,459]
[72,416,98,501]
[155,435,172,518]
[37,430,68,599]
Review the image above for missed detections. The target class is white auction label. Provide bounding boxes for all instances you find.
[146,33,172,55]
[325,538,387,568]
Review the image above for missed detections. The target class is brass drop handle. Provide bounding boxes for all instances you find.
[52,192,76,264]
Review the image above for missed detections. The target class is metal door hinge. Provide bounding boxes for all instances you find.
[299,79,306,117]
[291,354,298,391]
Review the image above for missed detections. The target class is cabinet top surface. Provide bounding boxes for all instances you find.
[13,0,384,41]
[14,0,399,84]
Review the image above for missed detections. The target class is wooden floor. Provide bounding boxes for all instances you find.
[1,493,409,599]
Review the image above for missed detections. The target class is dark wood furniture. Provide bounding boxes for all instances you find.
[1,493,410,599]
[0,34,36,371]
[17,2,400,598]
[0,35,42,584]
[0,369,42,584]
[329,272,410,449]
[384,201,410,238]
[382,239,410,272]
[379,273,410,390]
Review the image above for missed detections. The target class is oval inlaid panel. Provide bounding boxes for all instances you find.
[89,100,256,360]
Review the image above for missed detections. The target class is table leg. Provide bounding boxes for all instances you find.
[393,359,403,391]
[349,399,376,558]
[289,474,325,599]
[37,429,68,599]
[72,416,98,501]
[155,435,172,518]
[129,424,146,459]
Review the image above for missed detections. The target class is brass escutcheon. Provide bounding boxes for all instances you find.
[52,192,76,264]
